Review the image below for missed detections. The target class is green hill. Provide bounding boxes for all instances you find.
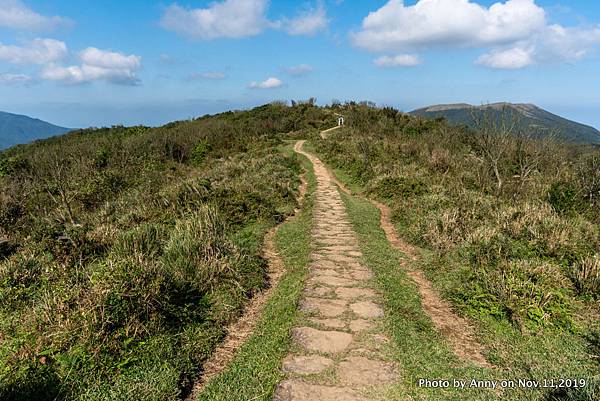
[410,103,600,144]
[0,111,71,150]
[0,102,331,400]
[1,102,599,401]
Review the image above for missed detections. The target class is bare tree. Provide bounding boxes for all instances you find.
[30,148,80,226]
[577,154,600,207]
[471,105,519,192]
[513,127,556,190]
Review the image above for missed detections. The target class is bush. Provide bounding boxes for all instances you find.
[369,175,427,199]
[190,140,212,166]
[569,255,600,299]
[548,181,579,214]
[0,156,29,177]
[461,259,573,330]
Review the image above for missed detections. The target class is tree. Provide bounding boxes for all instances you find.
[470,105,519,192]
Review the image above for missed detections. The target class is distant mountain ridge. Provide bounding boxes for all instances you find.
[0,111,71,150]
[410,103,600,144]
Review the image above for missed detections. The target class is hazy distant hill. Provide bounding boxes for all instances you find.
[410,103,600,144]
[0,111,71,150]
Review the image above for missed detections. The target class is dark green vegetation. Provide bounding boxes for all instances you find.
[0,103,330,400]
[0,111,71,150]
[411,103,600,144]
[314,103,600,400]
[197,144,315,401]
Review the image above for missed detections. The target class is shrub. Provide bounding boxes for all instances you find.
[569,255,600,299]
[462,260,573,330]
[548,181,580,214]
[190,140,212,166]
[369,175,427,199]
[0,156,29,177]
[94,147,110,169]
[576,154,600,208]
[113,223,168,259]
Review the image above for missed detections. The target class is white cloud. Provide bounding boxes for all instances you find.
[539,24,600,63]
[79,47,140,70]
[41,47,142,85]
[374,54,422,67]
[282,4,328,36]
[160,0,271,40]
[284,64,314,76]
[476,46,534,69]
[0,38,67,64]
[353,0,600,69]
[0,72,31,84]
[249,77,283,89]
[161,0,329,39]
[189,71,226,80]
[0,0,68,30]
[352,0,546,52]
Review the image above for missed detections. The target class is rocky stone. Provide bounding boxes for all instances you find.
[337,356,397,387]
[292,327,353,354]
[301,298,347,318]
[335,288,376,300]
[348,319,375,333]
[274,380,368,401]
[350,301,384,319]
[282,355,334,375]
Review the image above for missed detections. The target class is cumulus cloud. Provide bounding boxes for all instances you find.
[476,46,534,69]
[161,0,328,39]
[160,0,271,40]
[281,4,328,36]
[0,72,31,84]
[374,54,422,67]
[41,47,142,85]
[0,0,68,30]
[352,0,600,69]
[0,38,67,64]
[538,25,600,63]
[284,64,314,76]
[249,77,283,89]
[352,0,546,51]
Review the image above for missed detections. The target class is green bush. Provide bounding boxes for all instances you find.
[568,256,600,299]
[369,175,427,199]
[0,156,29,177]
[190,140,212,166]
[473,260,572,330]
[548,181,580,214]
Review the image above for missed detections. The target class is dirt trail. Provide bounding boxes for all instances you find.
[319,125,342,139]
[187,170,308,400]
[314,138,490,368]
[273,141,398,401]
[374,201,490,368]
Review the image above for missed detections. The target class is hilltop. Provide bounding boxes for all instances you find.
[410,102,600,144]
[0,111,71,150]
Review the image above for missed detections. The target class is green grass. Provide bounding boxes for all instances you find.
[0,103,335,400]
[313,141,599,401]
[339,190,498,401]
[340,188,600,401]
[196,144,316,401]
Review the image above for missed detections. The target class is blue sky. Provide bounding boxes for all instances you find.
[1,0,600,129]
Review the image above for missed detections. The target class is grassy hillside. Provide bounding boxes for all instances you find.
[411,103,600,144]
[2,100,599,400]
[314,103,600,400]
[0,111,71,150]
[0,102,330,400]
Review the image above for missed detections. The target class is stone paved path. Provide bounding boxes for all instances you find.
[273,141,398,401]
